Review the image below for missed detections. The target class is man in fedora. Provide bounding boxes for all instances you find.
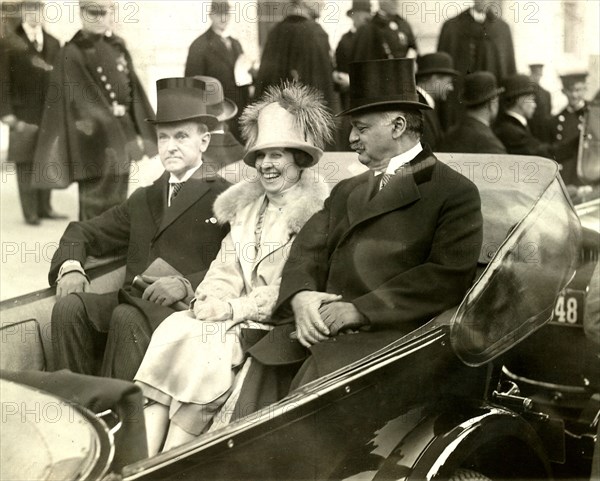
[194,75,245,169]
[185,1,250,142]
[50,77,231,379]
[236,59,483,408]
[440,72,506,154]
[494,74,578,160]
[415,52,458,150]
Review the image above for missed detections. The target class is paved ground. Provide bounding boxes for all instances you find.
[0,155,168,301]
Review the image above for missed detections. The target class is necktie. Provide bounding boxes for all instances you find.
[169,182,184,205]
[379,173,393,191]
[33,37,42,52]
[222,36,232,51]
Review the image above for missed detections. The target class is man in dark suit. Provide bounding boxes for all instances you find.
[237,59,483,408]
[185,1,250,142]
[31,0,157,221]
[440,72,506,154]
[351,0,418,62]
[50,77,230,379]
[415,52,458,150]
[494,74,577,160]
[528,63,552,142]
[437,0,516,129]
[0,0,63,225]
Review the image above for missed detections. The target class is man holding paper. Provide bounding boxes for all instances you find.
[49,77,230,378]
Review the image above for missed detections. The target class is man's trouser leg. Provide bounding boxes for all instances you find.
[51,292,118,375]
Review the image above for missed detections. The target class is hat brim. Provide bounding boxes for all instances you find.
[243,141,323,167]
[146,114,219,131]
[463,87,505,107]
[210,98,238,123]
[337,99,432,117]
[416,68,460,78]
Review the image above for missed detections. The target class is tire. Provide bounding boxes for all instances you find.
[449,469,493,481]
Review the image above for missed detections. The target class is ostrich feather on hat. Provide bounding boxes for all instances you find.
[240,81,334,167]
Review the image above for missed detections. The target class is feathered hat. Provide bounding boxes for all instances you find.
[240,82,333,167]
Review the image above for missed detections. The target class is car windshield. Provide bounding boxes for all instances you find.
[447,155,581,365]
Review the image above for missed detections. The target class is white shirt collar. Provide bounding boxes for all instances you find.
[506,110,528,128]
[469,7,487,23]
[377,142,423,175]
[22,23,43,45]
[416,86,435,109]
[169,161,203,184]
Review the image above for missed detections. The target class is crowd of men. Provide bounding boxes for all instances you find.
[0,0,599,465]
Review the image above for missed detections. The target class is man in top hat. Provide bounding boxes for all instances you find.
[185,1,251,143]
[50,77,231,379]
[440,71,506,154]
[351,0,418,63]
[0,0,64,225]
[415,52,458,150]
[494,74,578,161]
[193,75,244,169]
[334,0,372,150]
[237,58,483,405]
[548,71,589,186]
[31,0,157,221]
[528,63,552,142]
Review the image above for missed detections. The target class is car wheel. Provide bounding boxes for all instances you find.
[449,468,493,481]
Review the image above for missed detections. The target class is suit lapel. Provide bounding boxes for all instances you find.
[153,166,213,241]
[208,30,235,68]
[339,152,436,249]
[146,172,168,229]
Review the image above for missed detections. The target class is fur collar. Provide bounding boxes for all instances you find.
[213,171,329,234]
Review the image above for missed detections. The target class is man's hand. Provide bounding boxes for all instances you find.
[193,294,232,322]
[56,272,90,298]
[319,302,366,336]
[141,275,186,306]
[291,291,342,348]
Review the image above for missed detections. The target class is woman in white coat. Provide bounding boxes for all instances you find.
[136,82,333,455]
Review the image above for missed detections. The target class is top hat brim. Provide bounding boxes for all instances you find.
[463,87,505,107]
[243,141,323,168]
[337,99,432,117]
[416,67,459,78]
[146,113,219,131]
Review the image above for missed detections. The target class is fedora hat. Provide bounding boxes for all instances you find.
[501,74,536,100]
[241,82,333,167]
[193,75,238,123]
[462,72,504,107]
[147,77,219,130]
[347,0,371,16]
[338,58,431,116]
[416,52,459,78]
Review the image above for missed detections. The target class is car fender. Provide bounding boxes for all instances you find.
[371,404,553,481]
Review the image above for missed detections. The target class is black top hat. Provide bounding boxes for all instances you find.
[338,58,431,116]
[416,52,459,78]
[559,71,588,90]
[501,74,536,100]
[462,71,504,107]
[193,76,238,123]
[147,77,219,130]
[347,0,371,16]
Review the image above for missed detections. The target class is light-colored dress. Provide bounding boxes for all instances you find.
[134,173,328,434]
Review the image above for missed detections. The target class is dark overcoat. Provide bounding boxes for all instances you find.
[440,116,506,154]
[418,91,444,151]
[184,27,250,139]
[351,12,417,61]
[0,26,60,125]
[255,15,335,110]
[547,104,587,186]
[32,31,157,189]
[494,112,577,160]
[247,149,483,381]
[530,84,552,142]
[49,165,230,328]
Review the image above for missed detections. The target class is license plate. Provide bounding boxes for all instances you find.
[551,289,585,326]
